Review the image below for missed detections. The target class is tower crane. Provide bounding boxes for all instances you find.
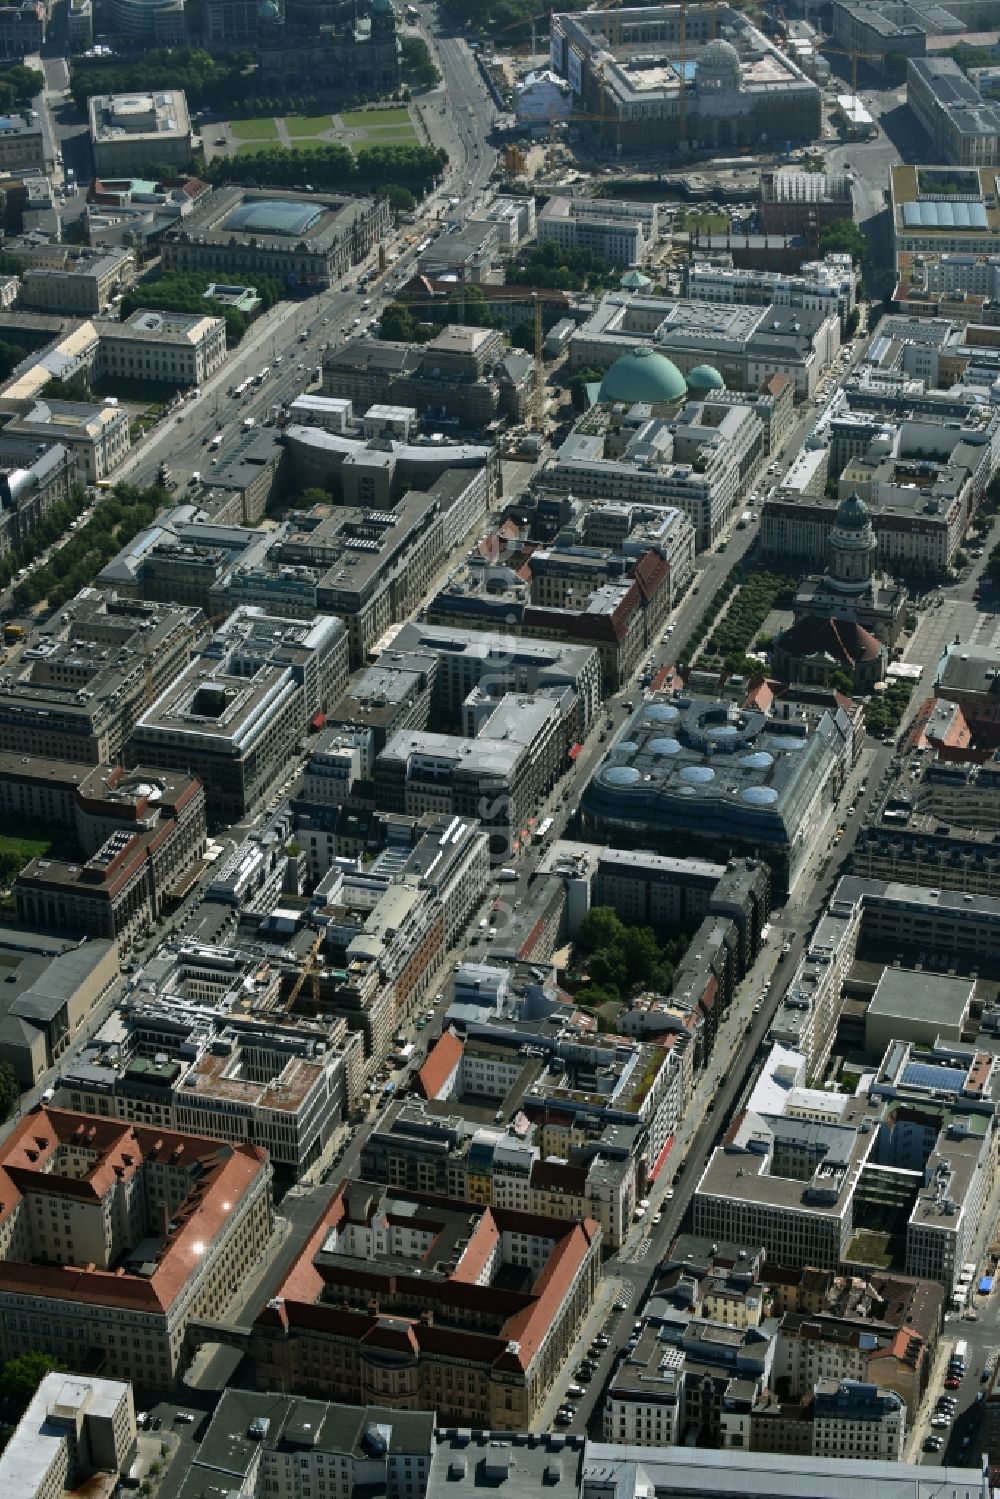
[285,929,324,1012]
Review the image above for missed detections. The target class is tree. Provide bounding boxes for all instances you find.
[0,1353,64,1406]
[399,34,440,89]
[384,183,416,213]
[299,486,332,508]
[577,906,624,952]
[818,218,866,263]
[0,1060,16,1122]
[569,367,604,411]
[953,549,969,570]
[43,373,90,402]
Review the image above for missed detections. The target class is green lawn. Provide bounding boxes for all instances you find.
[341,105,412,127]
[355,126,418,146]
[0,830,51,884]
[229,116,280,141]
[284,114,334,137]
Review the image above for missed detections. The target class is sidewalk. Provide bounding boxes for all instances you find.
[903,1331,959,1463]
[533,1272,623,1433]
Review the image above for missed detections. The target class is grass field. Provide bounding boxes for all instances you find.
[285,114,334,137]
[229,116,280,141]
[355,126,418,146]
[341,106,412,127]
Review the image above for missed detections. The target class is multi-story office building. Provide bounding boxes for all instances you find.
[127,607,348,824]
[250,1179,601,1429]
[907,57,1000,167]
[0,1108,273,1389]
[277,492,446,668]
[184,1389,434,1499]
[88,89,192,176]
[0,110,46,173]
[0,592,202,764]
[685,254,858,325]
[4,397,130,484]
[0,1373,136,1499]
[18,245,135,315]
[58,939,359,1172]
[14,765,206,942]
[537,197,659,267]
[582,694,854,895]
[570,290,840,401]
[0,435,74,557]
[810,1379,906,1462]
[0,927,119,1089]
[96,308,227,388]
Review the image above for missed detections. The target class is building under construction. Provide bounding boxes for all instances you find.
[548,3,821,155]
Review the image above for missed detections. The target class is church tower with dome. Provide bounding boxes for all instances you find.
[771,492,907,693]
[256,0,401,94]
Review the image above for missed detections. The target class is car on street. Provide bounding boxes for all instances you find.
[945,1377,962,1389]
[923,1435,943,1452]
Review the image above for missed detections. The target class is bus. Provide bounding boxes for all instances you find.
[534,817,554,844]
[232,378,251,397]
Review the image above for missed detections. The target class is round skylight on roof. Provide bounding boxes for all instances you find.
[615,741,638,754]
[680,764,715,784]
[644,703,680,722]
[648,737,681,755]
[739,751,774,770]
[767,734,807,751]
[604,765,641,786]
[741,785,779,805]
[706,723,739,740]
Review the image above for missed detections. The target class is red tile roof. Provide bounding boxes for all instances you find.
[0,1108,268,1313]
[416,1029,463,1100]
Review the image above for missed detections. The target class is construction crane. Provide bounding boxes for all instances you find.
[383,287,557,427]
[285,929,323,1012]
[819,45,889,94]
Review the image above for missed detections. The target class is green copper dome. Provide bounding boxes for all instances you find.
[598,346,687,405]
[836,491,870,531]
[687,363,725,392]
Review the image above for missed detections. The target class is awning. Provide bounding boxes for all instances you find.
[649,1134,674,1182]
[568,742,582,760]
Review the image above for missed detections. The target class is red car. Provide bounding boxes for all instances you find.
[945,1377,962,1389]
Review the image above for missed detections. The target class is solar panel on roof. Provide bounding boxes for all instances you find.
[901,1061,966,1092]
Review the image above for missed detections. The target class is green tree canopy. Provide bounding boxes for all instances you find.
[0,1353,64,1406]
[0,1060,16,1122]
[818,217,866,263]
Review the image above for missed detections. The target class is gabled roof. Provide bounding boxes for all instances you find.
[778,615,883,668]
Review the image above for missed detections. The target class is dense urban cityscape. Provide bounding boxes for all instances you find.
[0,1,998,1497]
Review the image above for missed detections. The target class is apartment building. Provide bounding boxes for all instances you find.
[0,1108,272,1390]
[0,110,46,173]
[96,307,227,387]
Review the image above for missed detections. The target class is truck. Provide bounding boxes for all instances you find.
[955,1339,969,1362]
[393,1042,415,1065]
[242,416,256,430]
[497,867,517,882]
[737,510,753,529]
[208,433,223,451]
[2,623,25,644]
